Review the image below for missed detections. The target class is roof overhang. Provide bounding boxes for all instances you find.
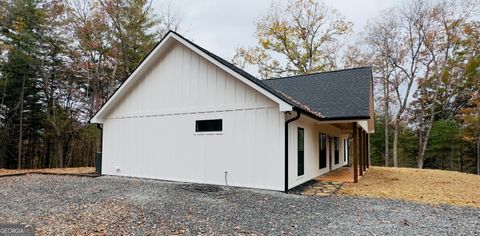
[290,107,374,134]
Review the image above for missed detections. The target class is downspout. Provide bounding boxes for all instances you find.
[285,109,300,193]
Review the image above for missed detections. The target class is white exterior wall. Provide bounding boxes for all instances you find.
[102,42,285,190]
[287,115,349,189]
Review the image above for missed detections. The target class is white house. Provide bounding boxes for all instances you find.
[90,31,374,192]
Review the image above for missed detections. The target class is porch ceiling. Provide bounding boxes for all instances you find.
[331,123,353,134]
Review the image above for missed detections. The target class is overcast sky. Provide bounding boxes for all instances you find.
[152,0,399,68]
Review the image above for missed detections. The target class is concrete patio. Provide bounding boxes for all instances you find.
[315,167,360,183]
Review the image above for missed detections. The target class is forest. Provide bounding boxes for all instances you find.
[0,0,478,174]
[0,0,180,169]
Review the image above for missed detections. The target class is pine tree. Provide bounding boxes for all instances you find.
[0,0,45,168]
[101,0,159,80]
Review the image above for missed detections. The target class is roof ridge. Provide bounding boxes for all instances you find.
[266,66,372,80]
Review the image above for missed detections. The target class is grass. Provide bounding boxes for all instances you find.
[339,166,480,208]
[0,167,95,176]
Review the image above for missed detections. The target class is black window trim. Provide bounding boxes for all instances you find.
[195,119,223,132]
[319,133,327,169]
[297,127,305,177]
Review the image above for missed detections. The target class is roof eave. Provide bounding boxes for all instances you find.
[293,107,370,122]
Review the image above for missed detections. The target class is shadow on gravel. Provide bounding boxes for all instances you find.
[176,184,224,193]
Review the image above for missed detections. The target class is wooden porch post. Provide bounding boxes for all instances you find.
[352,123,358,183]
[366,133,370,169]
[362,131,365,171]
[329,136,332,171]
[359,127,363,176]
[367,134,371,168]
[363,131,368,171]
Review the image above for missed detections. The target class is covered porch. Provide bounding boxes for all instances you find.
[325,121,371,183]
[286,112,373,191]
[290,121,371,196]
[315,167,357,183]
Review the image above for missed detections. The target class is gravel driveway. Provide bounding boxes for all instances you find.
[0,175,478,235]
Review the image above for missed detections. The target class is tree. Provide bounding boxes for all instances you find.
[0,0,46,169]
[69,0,181,118]
[37,0,76,168]
[364,10,401,167]
[411,0,477,169]
[363,0,478,168]
[364,2,428,167]
[0,0,182,169]
[100,0,159,80]
[232,0,352,79]
[459,57,480,174]
[425,119,460,170]
[68,0,117,118]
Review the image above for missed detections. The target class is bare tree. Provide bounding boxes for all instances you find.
[413,0,477,168]
[365,11,400,166]
[156,1,182,36]
[364,3,425,168]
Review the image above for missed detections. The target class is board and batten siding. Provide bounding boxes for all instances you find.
[287,115,348,189]
[102,42,286,190]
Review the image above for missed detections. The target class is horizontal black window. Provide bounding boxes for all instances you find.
[196,119,222,132]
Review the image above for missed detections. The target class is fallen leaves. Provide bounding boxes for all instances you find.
[0,167,95,176]
[339,167,480,208]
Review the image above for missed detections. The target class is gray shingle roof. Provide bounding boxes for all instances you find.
[262,67,372,119]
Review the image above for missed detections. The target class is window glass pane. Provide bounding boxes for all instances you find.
[297,128,304,176]
[334,137,339,164]
[319,133,327,169]
[196,119,222,132]
[344,139,348,162]
[298,128,304,151]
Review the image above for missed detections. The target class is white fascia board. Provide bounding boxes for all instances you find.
[358,120,370,133]
[170,34,293,112]
[312,119,370,124]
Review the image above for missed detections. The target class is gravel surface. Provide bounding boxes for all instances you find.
[0,175,479,235]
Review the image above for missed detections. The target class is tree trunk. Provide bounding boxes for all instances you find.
[57,140,64,168]
[17,74,26,169]
[56,133,64,168]
[440,155,443,170]
[417,124,433,169]
[45,139,51,168]
[417,156,424,169]
[417,93,437,169]
[477,136,479,175]
[393,120,399,167]
[384,79,389,167]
